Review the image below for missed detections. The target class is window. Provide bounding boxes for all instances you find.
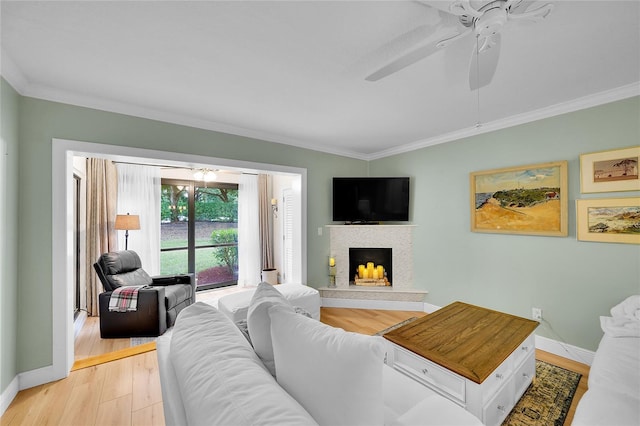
[160,179,238,290]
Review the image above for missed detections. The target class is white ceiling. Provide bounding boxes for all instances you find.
[2,1,639,160]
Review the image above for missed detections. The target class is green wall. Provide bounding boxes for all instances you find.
[5,76,639,381]
[1,79,19,394]
[16,95,366,373]
[370,96,640,351]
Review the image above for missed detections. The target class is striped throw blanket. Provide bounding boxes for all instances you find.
[109,285,146,312]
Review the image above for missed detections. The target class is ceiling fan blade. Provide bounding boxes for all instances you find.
[436,27,472,49]
[469,33,501,90]
[509,2,553,22]
[365,41,442,81]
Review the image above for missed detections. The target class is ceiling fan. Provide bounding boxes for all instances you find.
[365,0,554,89]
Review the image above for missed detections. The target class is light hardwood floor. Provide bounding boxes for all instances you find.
[2,307,589,426]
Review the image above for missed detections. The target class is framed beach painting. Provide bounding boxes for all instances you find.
[470,161,568,236]
[576,198,640,244]
[580,146,640,193]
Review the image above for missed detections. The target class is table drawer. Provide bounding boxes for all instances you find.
[511,334,535,368]
[394,347,466,403]
[514,351,536,399]
[483,377,515,426]
[480,356,512,404]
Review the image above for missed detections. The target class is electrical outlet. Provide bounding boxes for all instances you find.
[532,308,543,321]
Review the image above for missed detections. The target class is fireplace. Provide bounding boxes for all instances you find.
[349,248,392,286]
[327,224,415,291]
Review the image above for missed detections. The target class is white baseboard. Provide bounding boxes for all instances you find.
[17,365,58,391]
[321,297,425,312]
[0,364,65,416]
[74,311,87,339]
[0,375,19,417]
[535,335,595,366]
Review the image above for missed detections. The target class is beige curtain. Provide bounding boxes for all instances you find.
[85,159,118,316]
[258,174,274,270]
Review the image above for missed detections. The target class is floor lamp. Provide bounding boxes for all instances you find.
[115,213,140,250]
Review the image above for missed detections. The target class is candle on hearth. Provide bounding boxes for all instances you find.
[367,262,374,278]
[329,257,335,267]
[358,264,365,279]
[376,265,384,279]
[372,268,379,280]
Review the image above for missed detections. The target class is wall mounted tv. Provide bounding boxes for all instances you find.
[332,177,410,223]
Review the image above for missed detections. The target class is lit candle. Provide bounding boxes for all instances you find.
[358,265,365,279]
[329,257,335,267]
[367,262,374,279]
[372,268,379,279]
[376,265,384,279]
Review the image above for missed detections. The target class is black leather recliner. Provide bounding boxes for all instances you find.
[93,250,196,338]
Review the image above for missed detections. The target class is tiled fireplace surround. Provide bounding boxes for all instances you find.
[320,225,427,302]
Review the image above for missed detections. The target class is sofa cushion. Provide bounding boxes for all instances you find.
[169,302,317,426]
[247,282,295,376]
[588,334,640,399]
[269,304,386,426]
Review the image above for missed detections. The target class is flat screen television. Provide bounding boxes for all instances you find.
[332,177,410,223]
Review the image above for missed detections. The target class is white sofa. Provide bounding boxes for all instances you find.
[157,283,482,426]
[572,295,640,426]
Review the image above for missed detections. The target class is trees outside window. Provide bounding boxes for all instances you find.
[161,180,238,290]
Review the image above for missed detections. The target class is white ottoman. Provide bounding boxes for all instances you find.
[218,283,321,323]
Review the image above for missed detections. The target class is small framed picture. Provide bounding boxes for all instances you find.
[576,197,640,244]
[580,146,640,193]
[470,161,568,236]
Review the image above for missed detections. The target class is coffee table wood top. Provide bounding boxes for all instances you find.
[383,301,538,384]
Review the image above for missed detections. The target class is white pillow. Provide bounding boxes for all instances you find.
[610,295,640,321]
[247,281,295,376]
[269,304,386,426]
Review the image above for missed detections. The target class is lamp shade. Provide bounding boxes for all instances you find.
[114,214,140,230]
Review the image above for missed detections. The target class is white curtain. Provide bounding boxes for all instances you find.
[115,163,161,275]
[238,173,261,287]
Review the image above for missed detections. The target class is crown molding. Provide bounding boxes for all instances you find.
[0,49,30,93]
[0,66,370,161]
[2,53,637,162]
[367,83,640,160]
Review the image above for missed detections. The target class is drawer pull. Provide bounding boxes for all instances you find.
[497,405,506,413]
[521,346,529,351]
[495,373,504,379]
[522,372,530,379]
[421,368,429,375]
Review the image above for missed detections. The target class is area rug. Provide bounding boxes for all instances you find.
[131,336,157,346]
[503,360,581,426]
[374,317,418,336]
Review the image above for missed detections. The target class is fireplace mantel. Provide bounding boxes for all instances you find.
[323,225,426,300]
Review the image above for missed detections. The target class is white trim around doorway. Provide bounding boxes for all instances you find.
[49,138,308,385]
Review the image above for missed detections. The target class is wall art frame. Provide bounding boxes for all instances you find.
[580,146,640,193]
[470,160,568,236]
[576,197,640,244]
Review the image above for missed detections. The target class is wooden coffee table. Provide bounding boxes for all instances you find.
[383,301,538,425]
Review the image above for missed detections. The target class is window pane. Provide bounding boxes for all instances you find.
[194,185,238,288]
[161,183,189,274]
